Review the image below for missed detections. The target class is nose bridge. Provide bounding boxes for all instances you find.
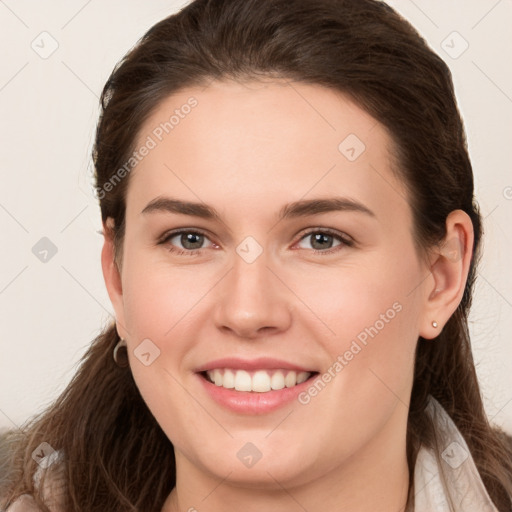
[212,244,292,338]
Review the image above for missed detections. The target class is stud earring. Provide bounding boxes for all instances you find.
[432,321,438,328]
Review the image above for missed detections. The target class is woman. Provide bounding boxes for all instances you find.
[2,0,512,510]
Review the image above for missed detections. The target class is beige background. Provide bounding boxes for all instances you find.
[0,0,511,434]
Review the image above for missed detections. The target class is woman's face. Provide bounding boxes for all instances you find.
[105,79,432,488]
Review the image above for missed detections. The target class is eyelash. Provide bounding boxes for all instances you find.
[157,228,354,256]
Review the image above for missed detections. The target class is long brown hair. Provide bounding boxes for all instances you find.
[2,0,512,510]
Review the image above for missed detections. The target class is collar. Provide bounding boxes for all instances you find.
[411,394,499,511]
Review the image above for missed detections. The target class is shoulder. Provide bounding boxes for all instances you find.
[4,466,66,512]
[4,494,43,511]
[3,450,66,512]
[4,488,65,512]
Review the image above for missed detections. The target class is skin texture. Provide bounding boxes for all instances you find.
[101,79,473,512]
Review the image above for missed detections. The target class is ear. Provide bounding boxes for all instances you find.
[418,209,474,339]
[101,217,128,339]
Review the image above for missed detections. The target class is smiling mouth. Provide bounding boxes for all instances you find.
[200,368,320,393]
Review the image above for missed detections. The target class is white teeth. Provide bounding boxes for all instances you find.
[252,371,271,392]
[296,371,309,384]
[213,369,223,386]
[284,371,297,388]
[234,370,252,391]
[223,369,235,389]
[205,369,312,392]
[270,371,285,390]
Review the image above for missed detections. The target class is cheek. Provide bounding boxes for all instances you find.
[121,252,210,339]
[300,258,418,340]
[294,266,419,455]
[120,257,204,446]
[301,250,421,393]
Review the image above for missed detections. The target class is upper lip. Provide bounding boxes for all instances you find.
[195,357,317,373]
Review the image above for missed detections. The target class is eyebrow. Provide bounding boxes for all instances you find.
[140,196,375,220]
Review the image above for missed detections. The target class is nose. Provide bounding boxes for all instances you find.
[212,251,293,340]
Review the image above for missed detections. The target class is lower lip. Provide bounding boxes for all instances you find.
[196,372,318,414]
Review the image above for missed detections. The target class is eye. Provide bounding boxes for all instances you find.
[159,229,216,255]
[158,228,353,256]
[295,229,353,254]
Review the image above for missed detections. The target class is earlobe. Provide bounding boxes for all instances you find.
[419,210,474,340]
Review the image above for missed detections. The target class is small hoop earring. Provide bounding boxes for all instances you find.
[432,321,438,328]
[113,338,129,367]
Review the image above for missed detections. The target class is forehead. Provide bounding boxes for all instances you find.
[127,79,409,223]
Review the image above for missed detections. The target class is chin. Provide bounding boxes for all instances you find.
[191,439,319,488]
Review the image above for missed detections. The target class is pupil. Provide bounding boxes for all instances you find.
[182,233,203,249]
[311,233,332,250]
